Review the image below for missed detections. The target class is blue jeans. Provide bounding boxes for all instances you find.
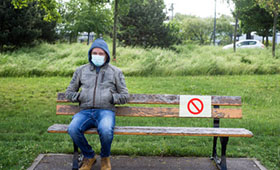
[68,109,115,158]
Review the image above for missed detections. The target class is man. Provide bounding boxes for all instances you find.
[66,38,129,170]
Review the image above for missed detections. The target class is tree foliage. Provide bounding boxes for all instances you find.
[11,0,110,22]
[233,0,273,44]
[0,0,57,50]
[240,4,273,38]
[58,0,112,43]
[11,0,61,21]
[117,0,180,48]
[230,0,279,56]
[176,14,235,45]
[179,16,213,45]
[76,1,112,36]
[216,15,239,45]
[256,0,280,15]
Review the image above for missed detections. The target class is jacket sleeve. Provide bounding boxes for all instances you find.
[112,71,129,104]
[65,68,81,102]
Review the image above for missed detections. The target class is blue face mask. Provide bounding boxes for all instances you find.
[91,55,105,67]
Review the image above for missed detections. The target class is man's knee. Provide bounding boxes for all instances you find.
[98,125,114,140]
[68,123,81,137]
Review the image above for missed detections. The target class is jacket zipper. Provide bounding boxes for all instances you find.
[101,71,105,83]
[93,73,99,107]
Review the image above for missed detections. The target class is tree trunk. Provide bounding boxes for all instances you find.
[112,0,118,61]
[272,12,278,57]
[266,34,269,47]
[233,17,238,52]
[200,33,204,45]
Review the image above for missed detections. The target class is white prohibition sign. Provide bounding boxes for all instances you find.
[179,95,212,117]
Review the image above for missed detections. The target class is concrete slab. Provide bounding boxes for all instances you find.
[28,154,267,170]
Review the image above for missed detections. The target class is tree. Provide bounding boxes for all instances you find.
[256,0,280,57]
[0,0,57,50]
[228,0,272,51]
[76,0,112,44]
[175,14,236,46]
[118,0,180,48]
[56,0,78,43]
[243,6,273,46]
[231,0,278,55]
[215,15,236,45]
[58,0,112,44]
[232,0,273,47]
[179,15,213,45]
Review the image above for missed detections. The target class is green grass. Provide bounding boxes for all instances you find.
[0,43,280,76]
[0,75,279,170]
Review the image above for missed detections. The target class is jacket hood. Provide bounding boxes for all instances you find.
[88,38,110,66]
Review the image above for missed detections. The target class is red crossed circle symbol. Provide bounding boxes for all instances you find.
[187,98,204,115]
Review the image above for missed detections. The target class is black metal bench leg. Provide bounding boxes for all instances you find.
[211,136,218,160]
[211,117,220,161]
[72,142,79,170]
[220,137,229,170]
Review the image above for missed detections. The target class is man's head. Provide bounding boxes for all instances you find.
[91,48,107,67]
[88,38,110,67]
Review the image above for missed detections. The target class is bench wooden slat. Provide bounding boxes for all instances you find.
[56,105,242,118]
[57,93,241,106]
[48,124,253,137]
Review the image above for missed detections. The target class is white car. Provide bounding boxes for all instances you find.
[222,40,265,49]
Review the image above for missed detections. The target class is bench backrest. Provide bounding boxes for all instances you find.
[57,93,242,119]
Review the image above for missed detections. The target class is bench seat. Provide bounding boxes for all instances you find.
[48,124,253,137]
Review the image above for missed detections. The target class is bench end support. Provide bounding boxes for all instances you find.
[211,136,229,170]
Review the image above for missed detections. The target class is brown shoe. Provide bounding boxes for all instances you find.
[80,156,97,170]
[101,157,111,170]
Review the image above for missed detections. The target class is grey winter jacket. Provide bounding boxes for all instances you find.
[65,63,129,111]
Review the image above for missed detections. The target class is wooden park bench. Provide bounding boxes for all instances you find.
[48,93,253,170]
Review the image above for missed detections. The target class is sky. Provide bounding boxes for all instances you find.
[164,0,234,18]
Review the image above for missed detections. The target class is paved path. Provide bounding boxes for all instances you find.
[28,154,267,170]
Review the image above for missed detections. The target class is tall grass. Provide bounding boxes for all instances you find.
[116,44,280,76]
[0,43,87,77]
[0,42,280,77]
